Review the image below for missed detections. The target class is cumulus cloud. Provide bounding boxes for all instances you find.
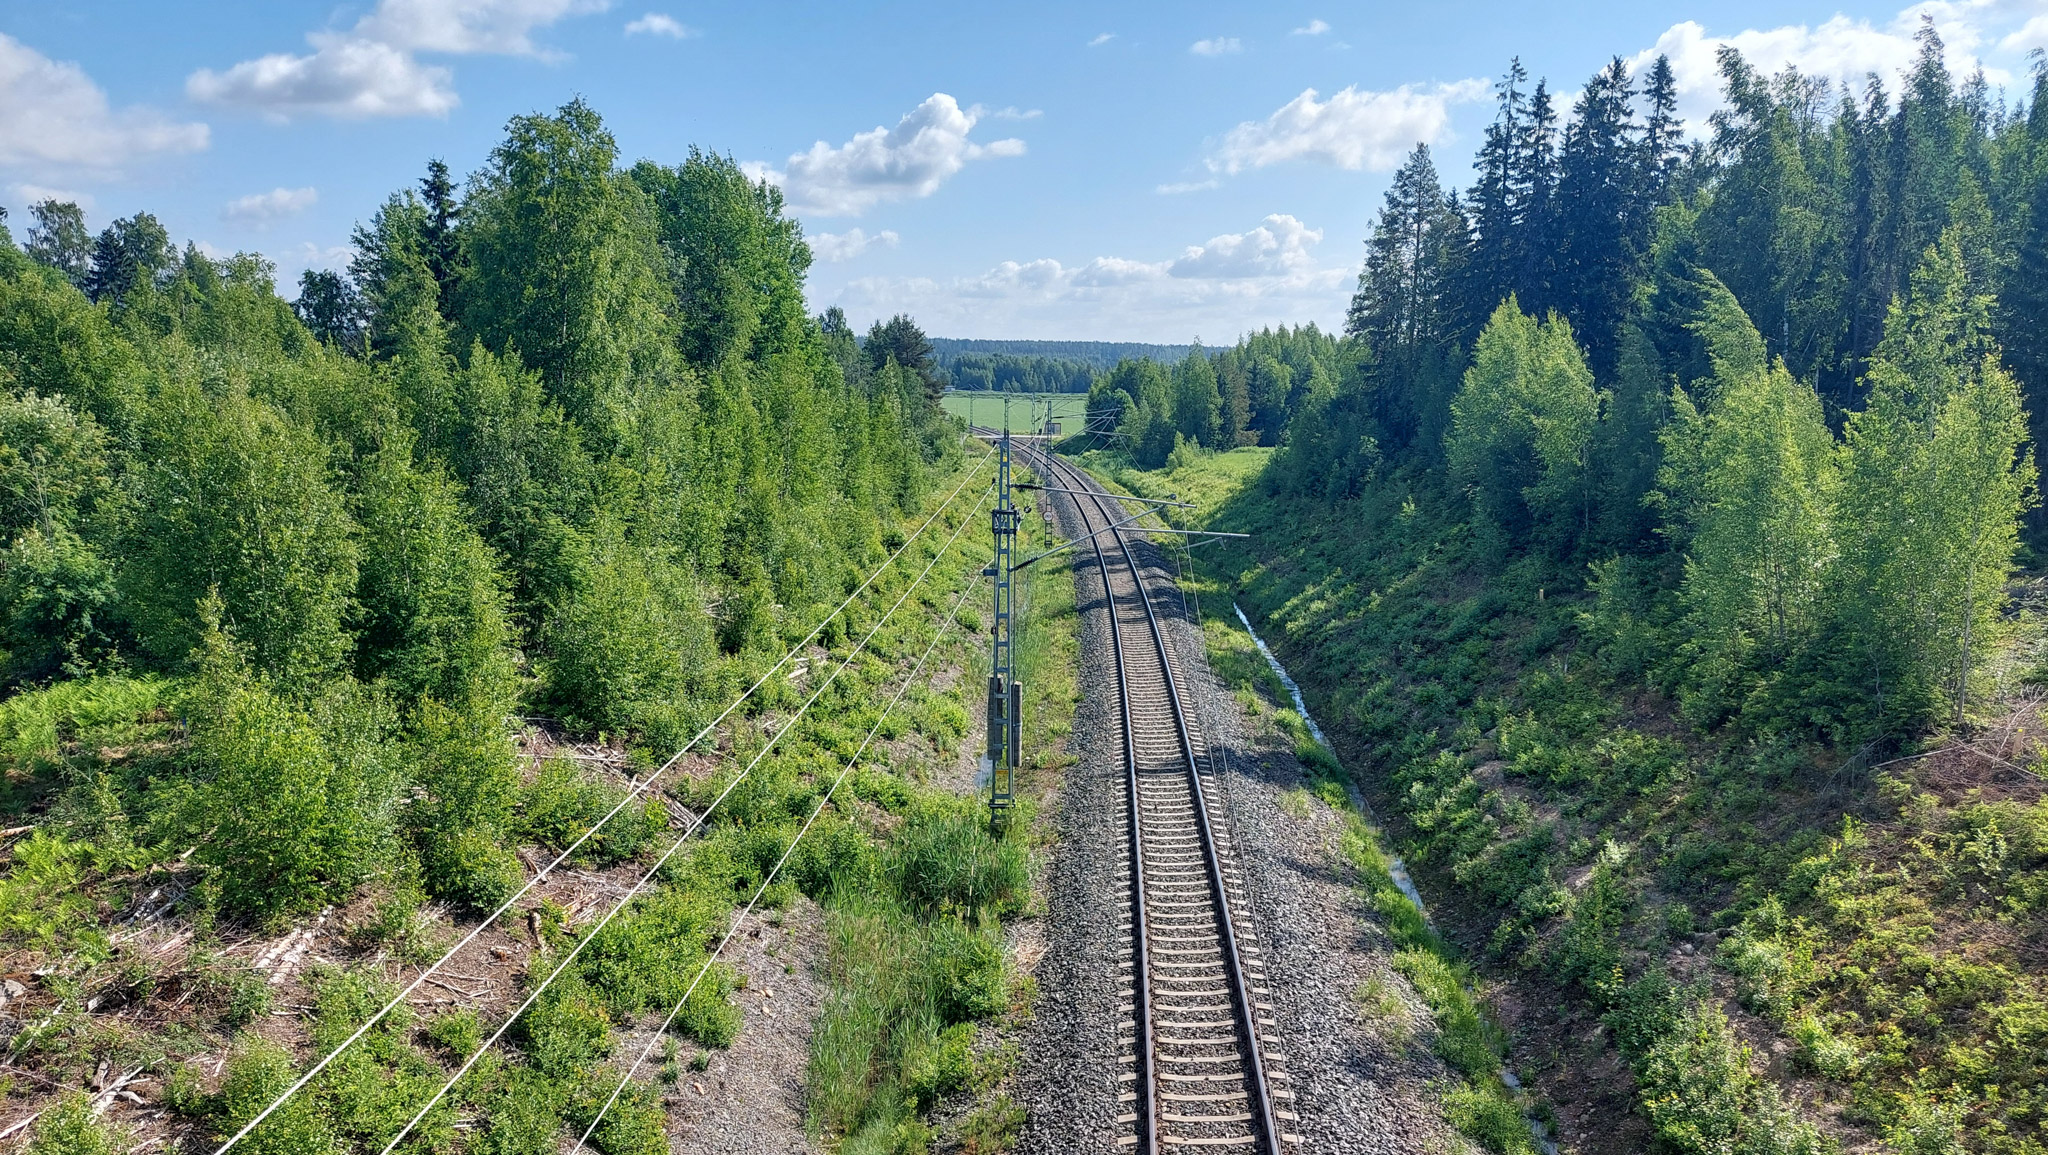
[1293,19,1331,36]
[1208,80,1487,175]
[625,12,694,38]
[355,0,610,55]
[750,93,1025,218]
[0,33,209,172]
[821,214,1346,340]
[1088,33,1115,47]
[189,40,456,119]
[225,186,318,225]
[1169,214,1322,278]
[1191,37,1243,56]
[9,183,94,212]
[188,0,608,119]
[811,227,899,262]
[1627,4,2033,131]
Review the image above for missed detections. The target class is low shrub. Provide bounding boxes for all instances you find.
[26,1092,126,1155]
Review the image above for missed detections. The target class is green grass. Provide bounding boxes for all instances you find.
[806,460,1080,1152]
[940,391,1090,430]
[1086,439,2048,1153]
[6,451,1019,1155]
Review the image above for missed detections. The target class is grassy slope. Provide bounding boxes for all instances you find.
[806,452,1082,1155]
[0,448,1043,1155]
[1087,446,2048,1155]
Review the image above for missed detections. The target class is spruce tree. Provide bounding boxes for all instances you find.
[1466,59,1529,329]
[418,158,462,316]
[1555,58,1638,375]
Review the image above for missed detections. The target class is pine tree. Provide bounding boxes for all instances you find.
[82,213,174,305]
[294,269,365,355]
[1515,80,1561,312]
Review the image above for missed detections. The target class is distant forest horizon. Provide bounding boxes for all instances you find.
[926,337,1198,392]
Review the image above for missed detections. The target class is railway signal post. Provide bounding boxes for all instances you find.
[984,423,1021,832]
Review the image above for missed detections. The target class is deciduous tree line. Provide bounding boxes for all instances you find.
[0,99,955,918]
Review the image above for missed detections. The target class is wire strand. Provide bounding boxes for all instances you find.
[567,565,988,1153]
[370,482,994,1155]
[211,453,991,1155]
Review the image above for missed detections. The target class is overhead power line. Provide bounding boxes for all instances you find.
[369,481,995,1155]
[212,454,991,1155]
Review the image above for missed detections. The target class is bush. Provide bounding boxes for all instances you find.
[518,978,614,1078]
[677,963,742,1048]
[521,758,661,863]
[422,827,524,910]
[216,1035,343,1155]
[190,668,398,925]
[1634,999,1833,1155]
[26,1092,125,1155]
[1444,1083,1536,1155]
[929,919,1005,1024]
[583,1080,668,1155]
[891,809,1028,917]
[425,1008,482,1059]
[472,1066,569,1155]
[902,1022,975,1109]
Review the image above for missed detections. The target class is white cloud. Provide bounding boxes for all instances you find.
[625,12,694,38]
[1191,37,1243,56]
[188,0,608,120]
[356,0,611,55]
[1208,80,1487,175]
[1156,179,1220,195]
[822,214,1347,341]
[1169,214,1322,279]
[9,183,94,212]
[987,106,1043,120]
[1071,257,1169,287]
[0,33,209,172]
[751,93,1026,218]
[1628,6,2023,133]
[224,186,318,225]
[811,227,899,262]
[1088,33,1115,47]
[1293,19,1331,36]
[189,38,457,119]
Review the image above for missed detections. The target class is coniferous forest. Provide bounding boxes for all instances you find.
[1078,23,2048,1155]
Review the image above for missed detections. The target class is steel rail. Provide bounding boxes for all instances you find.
[1010,438,1280,1154]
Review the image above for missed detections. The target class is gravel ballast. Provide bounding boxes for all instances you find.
[1013,467,1469,1155]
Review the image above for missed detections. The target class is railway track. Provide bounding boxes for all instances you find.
[1009,438,1297,1154]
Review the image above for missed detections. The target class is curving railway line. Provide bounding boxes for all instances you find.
[1008,437,1299,1154]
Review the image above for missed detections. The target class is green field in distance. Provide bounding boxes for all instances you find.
[941,391,1091,430]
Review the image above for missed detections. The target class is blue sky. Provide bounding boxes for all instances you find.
[4,1,2047,342]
